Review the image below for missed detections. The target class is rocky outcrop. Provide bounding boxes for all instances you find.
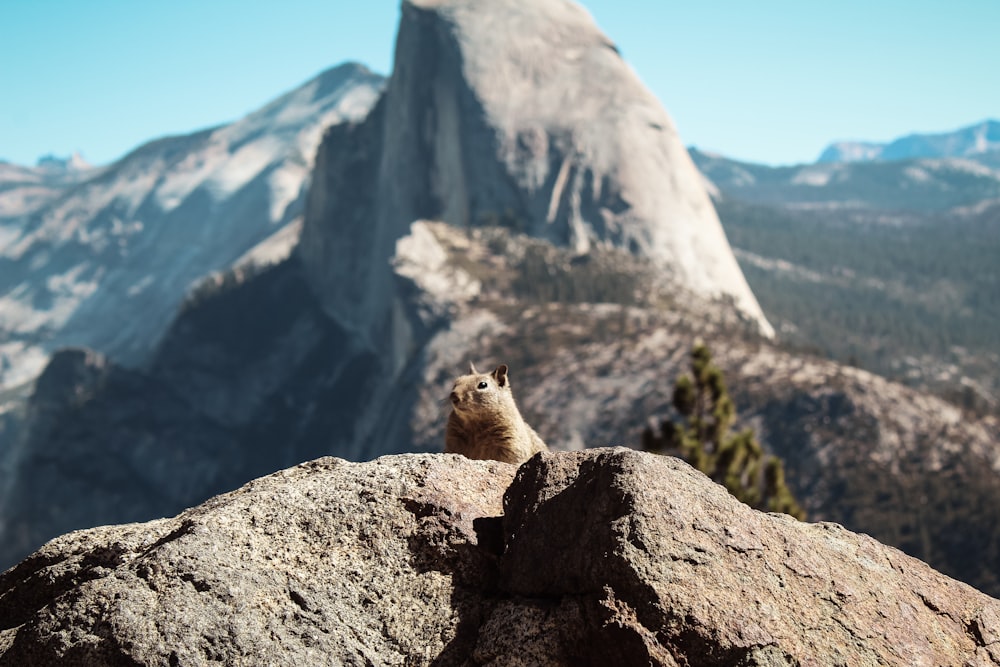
[2,449,998,666]
[298,0,772,345]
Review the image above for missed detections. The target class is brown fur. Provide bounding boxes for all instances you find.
[445,363,548,465]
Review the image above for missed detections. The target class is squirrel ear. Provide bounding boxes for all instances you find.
[469,361,478,374]
[492,364,509,387]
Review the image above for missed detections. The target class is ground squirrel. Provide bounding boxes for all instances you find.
[445,363,548,465]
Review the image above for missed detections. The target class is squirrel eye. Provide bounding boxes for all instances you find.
[477,381,489,389]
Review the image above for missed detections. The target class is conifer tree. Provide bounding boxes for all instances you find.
[642,342,806,519]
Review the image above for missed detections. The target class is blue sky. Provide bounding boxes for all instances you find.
[2,1,997,167]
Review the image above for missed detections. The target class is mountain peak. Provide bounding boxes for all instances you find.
[300,0,774,340]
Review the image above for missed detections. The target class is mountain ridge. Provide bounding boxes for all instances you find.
[818,118,1000,163]
[691,145,1000,211]
[0,62,384,388]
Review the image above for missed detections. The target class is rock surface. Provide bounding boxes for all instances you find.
[2,449,998,666]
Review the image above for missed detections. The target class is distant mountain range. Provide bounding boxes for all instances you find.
[818,119,1000,163]
[692,144,1000,211]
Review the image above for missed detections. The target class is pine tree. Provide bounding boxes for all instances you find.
[642,342,806,520]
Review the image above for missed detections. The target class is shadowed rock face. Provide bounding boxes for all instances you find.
[2,449,997,665]
[298,0,773,344]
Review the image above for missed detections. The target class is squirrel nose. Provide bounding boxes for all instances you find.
[450,391,459,404]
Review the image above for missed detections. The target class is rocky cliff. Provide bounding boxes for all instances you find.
[2,449,998,666]
[298,0,773,345]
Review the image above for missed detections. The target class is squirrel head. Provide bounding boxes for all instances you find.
[450,364,513,418]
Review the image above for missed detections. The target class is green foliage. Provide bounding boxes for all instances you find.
[642,343,806,520]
